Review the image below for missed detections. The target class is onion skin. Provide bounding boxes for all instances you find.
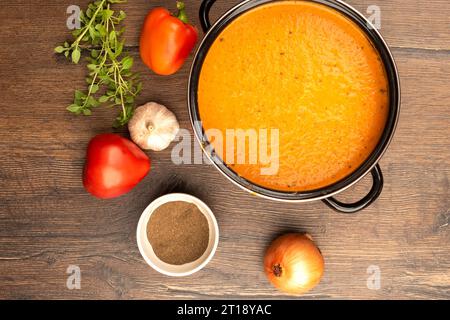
[264,233,324,295]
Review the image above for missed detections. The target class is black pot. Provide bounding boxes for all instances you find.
[188,0,401,213]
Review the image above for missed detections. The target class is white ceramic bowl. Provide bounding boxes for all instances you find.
[136,193,219,277]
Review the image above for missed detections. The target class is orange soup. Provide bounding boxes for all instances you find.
[198,1,389,191]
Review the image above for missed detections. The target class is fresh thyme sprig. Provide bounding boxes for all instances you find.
[55,0,141,127]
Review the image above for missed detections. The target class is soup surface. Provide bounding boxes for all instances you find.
[198,1,389,191]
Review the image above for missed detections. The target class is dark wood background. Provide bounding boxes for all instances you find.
[0,0,448,299]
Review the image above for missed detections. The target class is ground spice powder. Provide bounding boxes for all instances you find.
[147,201,209,265]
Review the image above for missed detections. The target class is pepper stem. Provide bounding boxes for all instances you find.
[176,1,189,24]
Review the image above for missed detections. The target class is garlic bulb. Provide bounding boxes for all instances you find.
[128,102,180,151]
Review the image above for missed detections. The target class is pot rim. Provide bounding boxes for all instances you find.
[188,0,401,203]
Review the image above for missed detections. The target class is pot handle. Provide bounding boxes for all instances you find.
[322,164,384,214]
[199,0,217,32]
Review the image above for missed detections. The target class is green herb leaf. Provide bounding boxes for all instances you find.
[99,95,110,103]
[103,9,114,20]
[87,64,98,71]
[109,31,117,47]
[121,56,133,70]
[67,104,81,113]
[74,90,85,102]
[71,48,81,64]
[91,49,99,58]
[54,0,141,126]
[90,84,99,94]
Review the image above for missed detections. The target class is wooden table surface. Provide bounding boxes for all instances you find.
[0,0,449,300]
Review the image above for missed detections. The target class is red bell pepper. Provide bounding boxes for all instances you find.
[140,1,198,75]
[83,134,151,199]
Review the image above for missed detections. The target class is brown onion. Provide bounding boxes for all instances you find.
[264,233,324,295]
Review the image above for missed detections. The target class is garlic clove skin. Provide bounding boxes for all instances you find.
[128,102,180,151]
